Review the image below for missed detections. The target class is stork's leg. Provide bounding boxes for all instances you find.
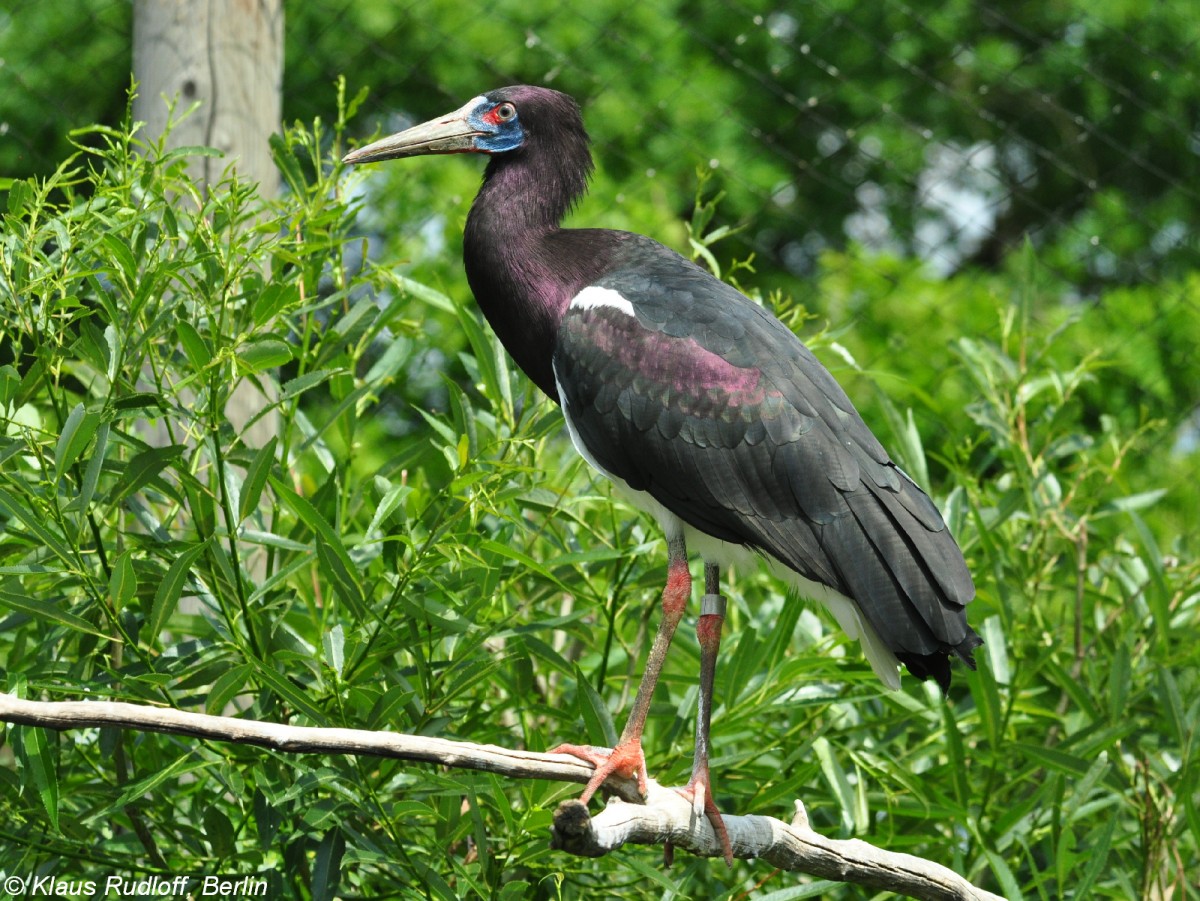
[552,534,691,802]
[676,561,733,865]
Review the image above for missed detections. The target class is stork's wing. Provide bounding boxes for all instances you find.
[552,240,979,683]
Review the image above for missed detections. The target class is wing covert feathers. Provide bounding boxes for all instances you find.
[554,237,980,690]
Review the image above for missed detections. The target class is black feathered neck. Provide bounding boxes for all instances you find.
[472,86,594,231]
[462,86,618,399]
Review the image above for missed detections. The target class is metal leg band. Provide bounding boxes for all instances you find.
[700,593,727,617]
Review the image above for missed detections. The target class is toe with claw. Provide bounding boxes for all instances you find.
[551,739,648,802]
[676,763,733,866]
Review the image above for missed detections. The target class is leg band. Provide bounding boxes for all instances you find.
[700,593,727,617]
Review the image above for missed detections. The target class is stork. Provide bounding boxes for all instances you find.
[344,86,980,864]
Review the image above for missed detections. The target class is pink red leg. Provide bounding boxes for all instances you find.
[552,535,691,802]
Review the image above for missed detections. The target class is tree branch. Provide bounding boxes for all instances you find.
[0,696,1003,900]
[551,782,1005,901]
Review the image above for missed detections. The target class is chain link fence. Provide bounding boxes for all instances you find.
[4,0,1198,532]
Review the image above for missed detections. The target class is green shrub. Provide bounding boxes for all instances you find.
[1,98,1196,899]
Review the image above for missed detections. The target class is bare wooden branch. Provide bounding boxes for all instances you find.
[0,696,1004,900]
[551,782,1006,901]
[0,695,641,801]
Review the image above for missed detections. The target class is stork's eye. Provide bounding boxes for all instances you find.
[495,102,516,121]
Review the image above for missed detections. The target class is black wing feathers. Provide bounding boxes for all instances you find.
[554,236,979,685]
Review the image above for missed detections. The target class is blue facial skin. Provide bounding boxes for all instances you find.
[469,101,525,154]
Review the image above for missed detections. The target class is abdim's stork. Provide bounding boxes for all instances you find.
[344,86,980,863]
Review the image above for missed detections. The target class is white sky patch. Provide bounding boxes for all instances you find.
[570,285,635,317]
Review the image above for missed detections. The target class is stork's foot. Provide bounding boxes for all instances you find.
[550,739,648,803]
[675,765,733,866]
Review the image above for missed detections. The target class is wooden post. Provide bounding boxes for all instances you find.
[132,0,283,449]
[133,0,283,198]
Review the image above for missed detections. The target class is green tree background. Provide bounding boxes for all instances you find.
[1,1,1198,898]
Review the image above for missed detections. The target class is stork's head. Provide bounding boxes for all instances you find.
[343,86,585,165]
[344,85,594,231]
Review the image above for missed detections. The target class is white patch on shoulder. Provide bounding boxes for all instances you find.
[570,285,636,317]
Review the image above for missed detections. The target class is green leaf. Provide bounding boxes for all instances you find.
[0,363,20,408]
[6,178,32,217]
[412,864,457,901]
[98,755,209,818]
[207,663,252,715]
[622,855,689,894]
[1126,511,1174,650]
[281,369,336,400]
[237,335,293,372]
[100,232,138,286]
[251,281,299,325]
[1055,824,1078,891]
[147,540,210,646]
[20,726,60,831]
[108,551,137,613]
[813,736,855,834]
[312,828,345,901]
[110,444,186,506]
[362,335,412,385]
[1014,743,1091,779]
[896,407,931,493]
[323,625,345,679]
[269,132,307,197]
[1181,765,1200,856]
[254,663,326,722]
[104,324,121,383]
[756,884,842,901]
[113,392,165,414]
[973,649,1005,750]
[0,436,22,471]
[981,614,1009,686]
[0,486,71,560]
[1108,640,1131,722]
[389,271,454,314]
[316,536,366,620]
[575,664,617,748]
[497,882,531,901]
[364,483,410,538]
[271,475,359,581]
[176,320,212,372]
[67,420,110,514]
[1099,489,1167,514]
[161,144,225,164]
[203,806,235,858]
[941,701,970,810]
[453,297,505,408]
[477,539,571,592]
[1066,752,1110,825]
[725,624,761,704]
[253,789,281,852]
[54,402,100,483]
[237,435,277,522]
[0,585,109,639]
[1074,816,1116,899]
[1157,669,1186,748]
[982,846,1025,901]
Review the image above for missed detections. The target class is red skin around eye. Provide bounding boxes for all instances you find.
[482,107,505,125]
